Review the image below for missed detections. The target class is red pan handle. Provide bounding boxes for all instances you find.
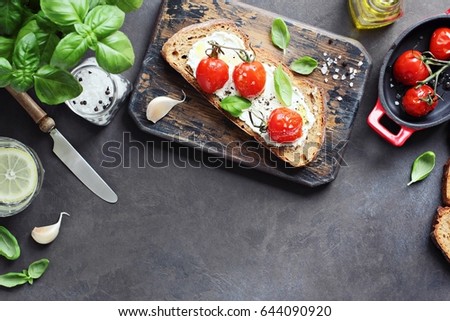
[367,99,416,147]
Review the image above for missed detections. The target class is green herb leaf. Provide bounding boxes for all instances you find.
[0,0,23,36]
[40,33,60,66]
[35,10,59,33]
[408,151,436,186]
[0,272,29,288]
[0,36,15,60]
[16,20,60,65]
[271,18,290,53]
[85,5,125,39]
[0,258,49,288]
[274,65,292,106]
[0,58,13,87]
[27,258,50,279]
[290,56,318,75]
[34,65,83,105]
[12,33,40,72]
[110,0,143,13]
[51,32,89,70]
[41,0,89,26]
[0,226,20,260]
[10,69,34,91]
[96,31,134,74]
[220,96,252,117]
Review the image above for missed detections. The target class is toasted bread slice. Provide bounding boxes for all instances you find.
[442,159,450,206]
[161,19,327,167]
[431,206,450,263]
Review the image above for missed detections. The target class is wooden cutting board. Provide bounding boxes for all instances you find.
[128,0,372,187]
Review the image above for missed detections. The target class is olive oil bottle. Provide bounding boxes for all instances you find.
[349,0,403,29]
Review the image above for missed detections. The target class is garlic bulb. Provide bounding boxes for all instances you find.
[31,212,70,245]
[146,91,186,123]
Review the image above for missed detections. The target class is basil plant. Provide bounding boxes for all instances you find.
[0,0,143,105]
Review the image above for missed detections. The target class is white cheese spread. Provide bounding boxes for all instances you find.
[187,31,316,147]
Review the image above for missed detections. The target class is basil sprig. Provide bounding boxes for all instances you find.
[274,65,293,106]
[220,96,252,117]
[0,226,20,260]
[0,0,142,105]
[0,258,50,288]
[408,151,436,186]
[271,18,290,53]
[290,56,318,75]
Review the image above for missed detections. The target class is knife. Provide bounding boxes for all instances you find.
[6,86,118,204]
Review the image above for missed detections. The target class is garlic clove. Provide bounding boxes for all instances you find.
[31,212,70,245]
[146,91,186,123]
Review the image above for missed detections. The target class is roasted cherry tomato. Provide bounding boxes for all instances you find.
[430,27,450,60]
[196,56,229,94]
[393,50,430,86]
[267,107,303,143]
[402,84,438,117]
[233,61,266,99]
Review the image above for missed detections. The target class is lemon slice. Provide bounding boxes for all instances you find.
[0,147,38,204]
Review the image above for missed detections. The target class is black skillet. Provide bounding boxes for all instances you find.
[367,9,450,146]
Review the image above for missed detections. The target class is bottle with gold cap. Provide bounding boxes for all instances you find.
[349,0,403,29]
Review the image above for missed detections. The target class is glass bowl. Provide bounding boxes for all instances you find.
[0,137,44,217]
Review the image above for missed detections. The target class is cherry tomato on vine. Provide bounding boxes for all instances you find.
[196,56,229,94]
[267,107,303,143]
[430,27,450,61]
[402,84,438,117]
[393,50,430,86]
[233,61,266,99]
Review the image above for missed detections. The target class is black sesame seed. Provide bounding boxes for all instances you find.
[94,107,99,112]
[78,77,82,82]
[98,100,102,104]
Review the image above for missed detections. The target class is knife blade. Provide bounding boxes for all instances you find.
[50,129,118,203]
[6,86,118,204]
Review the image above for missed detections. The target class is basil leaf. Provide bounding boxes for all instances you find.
[74,23,98,49]
[40,33,60,65]
[112,0,144,13]
[0,0,23,36]
[274,65,292,106]
[41,0,89,26]
[0,58,13,87]
[51,32,89,70]
[0,272,29,288]
[290,56,318,75]
[220,96,251,117]
[271,18,290,52]
[0,226,20,260]
[96,31,134,74]
[0,36,14,60]
[85,5,125,39]
[11,69,34,91]
[27,258,50,279]
[34,65,82,105]
[407,151,436,186]
[35,10,59,33]
[16,20,60,64]
[13,33,40,72]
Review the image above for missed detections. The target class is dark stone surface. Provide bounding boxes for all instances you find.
[1,0,449,300]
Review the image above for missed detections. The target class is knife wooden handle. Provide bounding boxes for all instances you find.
[6,86,56,133]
